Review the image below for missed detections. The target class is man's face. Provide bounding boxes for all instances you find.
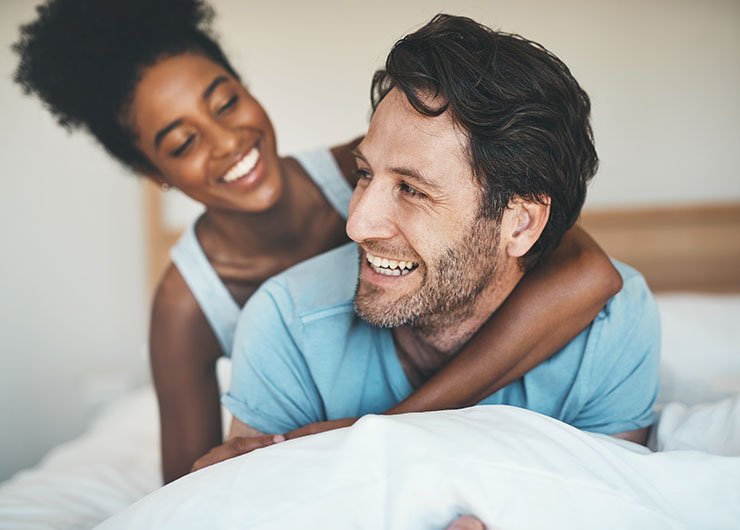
[347,88,505,329]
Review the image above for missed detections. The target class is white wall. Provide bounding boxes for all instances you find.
[166,0,740,223]
[1,0,738,482]
[0,1,149,481]
[205,0,740,208]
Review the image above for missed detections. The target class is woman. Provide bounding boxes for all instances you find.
[14,0,622,484]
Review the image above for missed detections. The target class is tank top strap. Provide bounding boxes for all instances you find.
[169,222,240,356]
[292,147,353,219]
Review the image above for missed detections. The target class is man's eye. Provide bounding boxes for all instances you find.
[400,182,427,199]
[353,168,371,181]
[171,135,195,157]
[217,95,238,115]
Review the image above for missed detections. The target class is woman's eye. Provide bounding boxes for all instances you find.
[217,95,238,115]
[400,182,427,199]
[171,135,195,157]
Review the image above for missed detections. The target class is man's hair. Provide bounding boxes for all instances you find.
[371,14,598,269]
[13,0,239,174]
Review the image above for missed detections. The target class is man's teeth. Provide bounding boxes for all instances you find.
[223,146,260,183]
[366,253,418,276]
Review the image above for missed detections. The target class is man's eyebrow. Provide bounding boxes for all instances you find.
[154,119,184,150]
[351,147,368,164]
[392,166,442,193]
[351,148,441,192]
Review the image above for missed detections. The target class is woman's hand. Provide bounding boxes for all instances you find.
[286,418,358,440]
[192,417,358,473]
[190,434,285,473]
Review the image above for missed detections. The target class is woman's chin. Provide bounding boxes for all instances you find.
[236,175,284,213]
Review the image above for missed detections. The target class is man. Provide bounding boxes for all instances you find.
[214,14,660,459]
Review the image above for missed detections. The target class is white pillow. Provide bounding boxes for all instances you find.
[651,396,740,455]
[95,405,740,530]
[655,294,740,405]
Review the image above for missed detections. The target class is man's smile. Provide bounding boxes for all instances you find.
[365,252,419,276]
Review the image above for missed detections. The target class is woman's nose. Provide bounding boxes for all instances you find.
[210,123,240,158]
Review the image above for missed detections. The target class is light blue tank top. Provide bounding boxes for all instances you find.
[170,147,353,356]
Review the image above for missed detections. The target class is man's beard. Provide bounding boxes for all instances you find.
[354,216,502,330]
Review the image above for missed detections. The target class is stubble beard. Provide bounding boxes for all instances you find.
[354,216,502,331]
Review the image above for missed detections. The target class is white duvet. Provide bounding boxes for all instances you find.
[1,293,739,529]
[95,398,740,530]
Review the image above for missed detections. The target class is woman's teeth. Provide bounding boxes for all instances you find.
[366,252,418,276]
[222,146,260,183]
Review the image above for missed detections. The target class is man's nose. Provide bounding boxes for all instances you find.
[209,122,240,158]
[346,180,397,243]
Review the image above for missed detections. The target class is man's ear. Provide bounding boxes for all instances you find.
[502,196,551,258]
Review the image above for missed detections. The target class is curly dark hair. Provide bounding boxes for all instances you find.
[12,0,239,173]
[371,14,598,270]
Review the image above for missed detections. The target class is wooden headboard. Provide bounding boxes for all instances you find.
[145,180,740,295]
[579,203,740,293]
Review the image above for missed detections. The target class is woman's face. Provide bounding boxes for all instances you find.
[129,52,282,213]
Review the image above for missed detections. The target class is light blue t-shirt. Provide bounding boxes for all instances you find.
[223,243,660,436]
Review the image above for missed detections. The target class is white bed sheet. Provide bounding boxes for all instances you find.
[0,387,160,530]
[0,293,738,529]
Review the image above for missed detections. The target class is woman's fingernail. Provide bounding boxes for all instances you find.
[274,434,286,442]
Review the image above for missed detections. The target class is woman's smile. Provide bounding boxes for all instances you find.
[220,144,261,183]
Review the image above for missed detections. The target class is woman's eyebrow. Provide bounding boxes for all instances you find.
[203,76,229,100]
[153,76,231,150]
[154,119,184,150]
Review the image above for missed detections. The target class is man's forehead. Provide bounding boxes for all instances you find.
[373,88,456,136]
[361,88,470,175]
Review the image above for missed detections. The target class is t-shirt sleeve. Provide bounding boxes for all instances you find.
[572,273,661,435]
[222,282,325,434]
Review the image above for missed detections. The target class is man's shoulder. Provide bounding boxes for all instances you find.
[603,259,659,325]
[611,259,648,292]
[554,259,659,376]
[579,259,660,371]
[257,242,359,321]
[233,242,361,361]
[569,260,660,433]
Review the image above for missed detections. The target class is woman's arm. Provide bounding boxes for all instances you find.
[388,225,622,412]
[150,265,224,484]
[191,417,285,472]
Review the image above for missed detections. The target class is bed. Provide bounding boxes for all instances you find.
[1,204,738,529]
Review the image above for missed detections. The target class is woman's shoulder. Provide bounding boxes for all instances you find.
[330,135,364,187]
[153,262,198,315]
[151,262,222,363]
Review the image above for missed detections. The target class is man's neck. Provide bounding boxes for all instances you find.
[392,261,524,388]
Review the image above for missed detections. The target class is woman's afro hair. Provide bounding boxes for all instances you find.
[13,0,239,172]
